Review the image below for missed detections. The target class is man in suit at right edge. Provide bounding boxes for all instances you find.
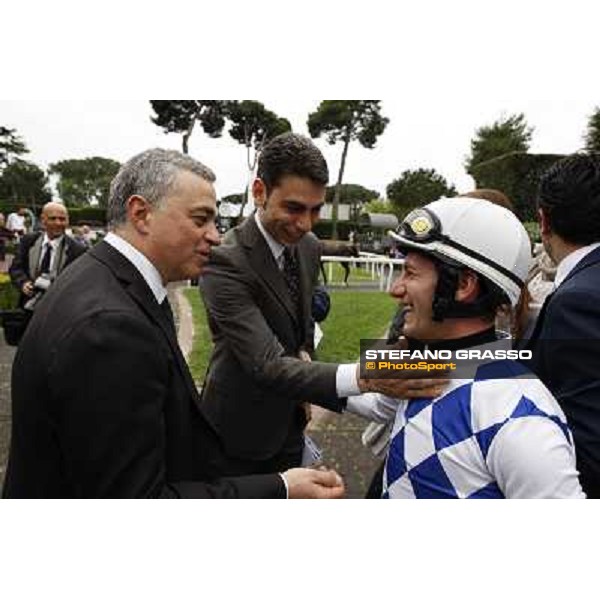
[524,153,600,498]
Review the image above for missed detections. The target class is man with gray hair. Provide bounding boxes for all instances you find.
[3,148,344,499]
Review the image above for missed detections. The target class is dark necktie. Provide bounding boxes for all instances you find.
[160,298,177,336]
[39,243,52,275]
[282,247,301,305]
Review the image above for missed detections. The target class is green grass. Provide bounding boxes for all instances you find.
[183,288,214,382]
[184,287,396,381]
[317,290,396,363]
[320,263,377,284]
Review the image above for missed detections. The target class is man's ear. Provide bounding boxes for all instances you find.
[252,178,267,209]
[455,269,480,303]
[538,207,551,236]
[127,195,152,234]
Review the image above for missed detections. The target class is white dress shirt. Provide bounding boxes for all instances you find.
[554,242,600,289]
[104,232,167,304]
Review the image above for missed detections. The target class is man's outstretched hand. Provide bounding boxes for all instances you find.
[283,467,345,499]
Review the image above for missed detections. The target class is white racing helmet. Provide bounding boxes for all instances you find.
[389,197,532,308]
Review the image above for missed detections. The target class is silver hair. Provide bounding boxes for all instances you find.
[107,148,216,228]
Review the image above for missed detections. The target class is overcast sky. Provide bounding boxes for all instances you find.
[2,1,599,204]
[1,95,597,202]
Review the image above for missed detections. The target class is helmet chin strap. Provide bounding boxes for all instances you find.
[431,263,500,321]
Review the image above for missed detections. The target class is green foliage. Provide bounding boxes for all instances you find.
[220,193,244,204]
[386,168,457,218]
[307,101,389,239]
[0,276,19,310]
[67,206,107,225]
[363,198,395,214]
[584,106,600,152]
[0,159,52,205]
[0,126,29,171]
[49,157,121,207]
[312,220,354,240]
[150,101,228,153]
[307,101,389,148]
[465,113,533,175]
[325,183,378,205]
[469,152,564,221]
[523,221,540,243]
[226,100,291,151]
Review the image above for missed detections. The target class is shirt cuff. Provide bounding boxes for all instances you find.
[279,473,289,499]
[336,363,361,397]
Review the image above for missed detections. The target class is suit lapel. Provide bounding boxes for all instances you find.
[28,234,43,279]
[90,242,200,403]
[238,216,300,327]
[55,237,68,273]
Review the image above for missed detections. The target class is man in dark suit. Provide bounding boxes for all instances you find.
[199,133,444,475]
[2,148,345,499]
[9,202,87,307]
[524,153,600,498]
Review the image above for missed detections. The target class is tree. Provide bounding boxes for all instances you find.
[325,183,379,223]
[386,168,457,218]
[324,183,378,205]
[465,113,533,175]
[0,126,29,172]
[150,101,228,154]
[308,101,389,239]
[226,100,291,216]
[49,157,121,207]
[220,193,244,204]
[363,198,395,214]
[584,106,600,152]
[0,159,52,207]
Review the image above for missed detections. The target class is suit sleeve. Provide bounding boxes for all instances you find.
[48,310,285,498]
[200,254,342,411]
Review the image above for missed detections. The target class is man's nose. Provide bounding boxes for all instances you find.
[205,221,221,246]
[389,276,406,299]
[297,211,313,233]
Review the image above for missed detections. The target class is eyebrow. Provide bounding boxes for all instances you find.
[190,207,216,218]
[282,199,325,211]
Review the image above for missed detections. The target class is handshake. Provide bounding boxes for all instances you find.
[282,466,345,499]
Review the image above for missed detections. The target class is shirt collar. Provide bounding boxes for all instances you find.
[104,232,167,304]
[42,233,64,249]
[554,242,600,289]
[254,210,286,266]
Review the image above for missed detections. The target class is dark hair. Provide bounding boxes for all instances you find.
[537,153,600,245]
[257,133,328,195]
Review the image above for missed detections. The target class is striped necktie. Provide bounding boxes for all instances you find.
[282,246,301,303]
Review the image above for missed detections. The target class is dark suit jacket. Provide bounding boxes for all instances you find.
[9,232,87,307]
[199,215,343,466]
[524,245,600,496]
[2,241,284,498]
